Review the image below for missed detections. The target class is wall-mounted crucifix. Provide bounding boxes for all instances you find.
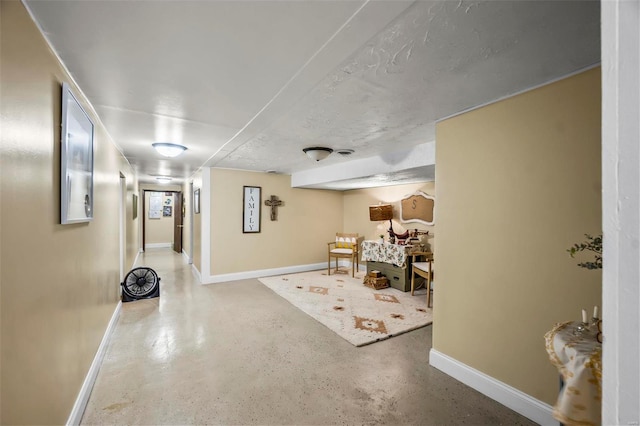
[264,195,284,221]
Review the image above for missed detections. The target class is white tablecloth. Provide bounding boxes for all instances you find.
[361,241,410,267]
[544,321,602,426]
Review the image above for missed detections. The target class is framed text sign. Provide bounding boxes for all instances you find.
[400,191,435,225]
[243,186,261,233]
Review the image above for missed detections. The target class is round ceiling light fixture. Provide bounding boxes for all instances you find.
[152,142,187,158]
[302,146,333,162]
[155,176,172,184]
[336,148,354,156]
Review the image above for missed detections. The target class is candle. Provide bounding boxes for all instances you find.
[582,309,588,324]
[593,306,599,319]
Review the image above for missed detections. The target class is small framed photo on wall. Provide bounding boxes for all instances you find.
[132,193,138,219]
[194,188,200,214]
[243,186,261,233]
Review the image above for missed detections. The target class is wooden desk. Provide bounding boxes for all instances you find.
[366,260,413,292]
[362,241,428,292]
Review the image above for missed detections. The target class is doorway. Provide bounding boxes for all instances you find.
[141,190,183,254]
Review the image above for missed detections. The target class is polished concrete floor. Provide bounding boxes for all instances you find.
[81,248,535,425]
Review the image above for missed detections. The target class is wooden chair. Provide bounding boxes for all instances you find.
[410,251,434,307]
[328,233,362,277]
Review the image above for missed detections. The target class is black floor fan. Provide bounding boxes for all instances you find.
[121,267,160,302]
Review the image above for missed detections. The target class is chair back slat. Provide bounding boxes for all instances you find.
[335,233,358,249]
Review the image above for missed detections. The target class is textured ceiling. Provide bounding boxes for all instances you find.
[24,0,600,189]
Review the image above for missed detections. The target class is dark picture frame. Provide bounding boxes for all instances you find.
[194,188,200,214]
[60,82,94,224]
[132,193,138,219]
[243,186,261,233]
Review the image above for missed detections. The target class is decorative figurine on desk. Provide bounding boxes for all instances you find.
[388,228,429,246]
[591,306,599,327]
[591,306,603,343]
[407,228,429,245]
[382,214,412,244]
[574,306,602,340]
[393,230,410,245]
[574,309,590,336]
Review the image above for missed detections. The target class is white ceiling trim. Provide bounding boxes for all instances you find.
[437,63,602,124]
[291,142,435,189]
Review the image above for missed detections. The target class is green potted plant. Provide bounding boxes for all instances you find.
[567,234,602,270]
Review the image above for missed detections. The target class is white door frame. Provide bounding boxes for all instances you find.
[189,181,194,264]
[601,1,640,424]
[119,173,126,284]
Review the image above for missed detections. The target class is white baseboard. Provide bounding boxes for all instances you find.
[144,243,172,249]
[191,263,202,282]
[132,250,141,268]
[429,349,557,426]
[181,248,192,264]
[66,301,122,426]
[201,261,351,284]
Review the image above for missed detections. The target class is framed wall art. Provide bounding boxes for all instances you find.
[243,186,261,233]
[149,192,162,219]
[60,82,94,224]
[400,191,435,225]
[194,188,200,214]
[132,193,138,219]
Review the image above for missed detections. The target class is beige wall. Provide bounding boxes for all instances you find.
[0,2,137,423]
[434,68,602,404]
[144,191,175,246]
[343,182,436,257]
[210,169,343,275]
[139,183,182,192]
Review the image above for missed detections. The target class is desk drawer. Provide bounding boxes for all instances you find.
[366,261,411,292]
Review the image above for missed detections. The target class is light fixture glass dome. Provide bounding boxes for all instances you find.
[155,176,172,184]
[302,147,333,161]
[152,143,187,158]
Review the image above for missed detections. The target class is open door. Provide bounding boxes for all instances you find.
[173,192,183,254]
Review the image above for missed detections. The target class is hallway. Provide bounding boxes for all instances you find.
[81,249,534,425]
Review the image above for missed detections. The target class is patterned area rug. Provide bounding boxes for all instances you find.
[259,270,432,346]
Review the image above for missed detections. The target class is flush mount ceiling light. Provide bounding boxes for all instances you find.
[302,146,333,161]
[152,143,187,158]
[155,176,172,184]
[336,148,354,156]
